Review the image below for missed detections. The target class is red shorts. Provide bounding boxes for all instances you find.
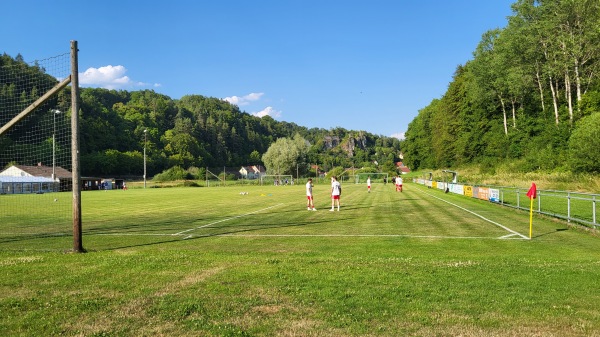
[307,196,313,200]
[332,195,340,200]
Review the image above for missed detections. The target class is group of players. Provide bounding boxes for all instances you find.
[305,175,403,211]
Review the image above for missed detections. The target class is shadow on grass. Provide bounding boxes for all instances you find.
[533,227,569,239]
[90,215,345,251]
[1,199,413,252]
[0,232,71,250]
[67,204,363,251]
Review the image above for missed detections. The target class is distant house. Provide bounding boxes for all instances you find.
[239,165,266,180]
[310,165,326,177]
[0,164,71,194]
[395,162,411,175]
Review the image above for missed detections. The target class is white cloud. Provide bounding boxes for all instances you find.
[79,65,159,90]
[252,106,281,118]
[391,132,405,140]
[223,92,264,106]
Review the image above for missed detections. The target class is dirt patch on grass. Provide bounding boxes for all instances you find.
[154,266,225,297]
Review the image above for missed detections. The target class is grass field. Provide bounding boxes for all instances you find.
[1,182,600,336]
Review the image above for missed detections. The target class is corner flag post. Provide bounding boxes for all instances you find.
[526,183,537,239]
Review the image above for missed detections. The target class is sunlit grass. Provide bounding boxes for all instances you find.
[1,182,600,336]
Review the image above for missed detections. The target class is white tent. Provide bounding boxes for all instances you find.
[0,175,56,194]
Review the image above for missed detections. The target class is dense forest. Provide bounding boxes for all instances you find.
[77,88,402,177]
[402,0,600,174]
[1,54,402,178]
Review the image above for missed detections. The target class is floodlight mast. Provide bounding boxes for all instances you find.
[143,129,147,189]
[51,109,62,182]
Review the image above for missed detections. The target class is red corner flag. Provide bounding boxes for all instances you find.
[526,183,537,199]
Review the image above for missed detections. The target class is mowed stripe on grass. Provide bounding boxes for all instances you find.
[83,183,530,241]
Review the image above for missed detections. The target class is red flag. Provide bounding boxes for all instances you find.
[526,183,537,199]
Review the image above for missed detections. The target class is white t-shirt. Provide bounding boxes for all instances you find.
[367,178,371,186]
[331,181,341,196]
[306,181,313,196]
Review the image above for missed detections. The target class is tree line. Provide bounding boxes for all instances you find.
[1,53,402,178]
[402,0,600,174]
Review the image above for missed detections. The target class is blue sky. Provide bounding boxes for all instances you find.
[1,1,513,139]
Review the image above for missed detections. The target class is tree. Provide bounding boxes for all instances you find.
[249,150,261,165]
[568,112,600,173]
[262,137,303,175]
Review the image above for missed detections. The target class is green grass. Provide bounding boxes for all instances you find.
[1,182,600,336]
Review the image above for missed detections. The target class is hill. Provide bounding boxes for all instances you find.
[1,53,402,178]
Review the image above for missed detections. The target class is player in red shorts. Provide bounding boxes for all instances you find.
[306,178,317,211]
[396,176,403,192]
[330,176,341,211]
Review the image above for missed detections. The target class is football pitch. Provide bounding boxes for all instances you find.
[1,182,600,336]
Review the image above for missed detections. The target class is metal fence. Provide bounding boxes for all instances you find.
[495,187,597,228]
[415,179,598,229]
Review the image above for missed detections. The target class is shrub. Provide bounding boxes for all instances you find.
[568,112,600,173]
[152,166,192,182]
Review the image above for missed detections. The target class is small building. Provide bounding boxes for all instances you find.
[81,177,103,190]
[101,178,114,190]
[395,162,411,175]
[0,164,72,193]
[239,165,266,180]
[310,164,326,177]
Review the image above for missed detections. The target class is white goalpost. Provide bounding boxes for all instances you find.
[355,173,389,184]
[260,174,293,185]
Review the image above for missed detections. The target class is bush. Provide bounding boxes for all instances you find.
[568,112,600,173]
[183,180,200,187]
[152,166,192,182]
[187,166,205,180]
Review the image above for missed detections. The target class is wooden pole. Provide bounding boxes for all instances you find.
[71,40,83,252]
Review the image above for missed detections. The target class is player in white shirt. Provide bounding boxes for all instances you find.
[396,176,403,192]
[367,176,371,193]
[306,178,317,211]
[330,176,341,211]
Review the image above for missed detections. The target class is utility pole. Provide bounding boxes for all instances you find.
[143,129,147,188]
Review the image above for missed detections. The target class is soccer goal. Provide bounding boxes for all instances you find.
[355,173,389,184]
[0,41,83,252]
[260,174,294,186]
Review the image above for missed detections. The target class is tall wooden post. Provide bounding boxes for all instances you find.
[71,40,83,252]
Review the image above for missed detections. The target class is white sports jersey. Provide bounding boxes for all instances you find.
[306,181,313,196]
[331,181,341,196]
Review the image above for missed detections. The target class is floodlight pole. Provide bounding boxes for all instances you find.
[143,129,147,189]
[51,109,62,182]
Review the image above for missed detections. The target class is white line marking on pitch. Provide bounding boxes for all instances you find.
[217,234,523,240]
[90,233,525,240]
[174,203,284,236]
[418,189,529,240]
